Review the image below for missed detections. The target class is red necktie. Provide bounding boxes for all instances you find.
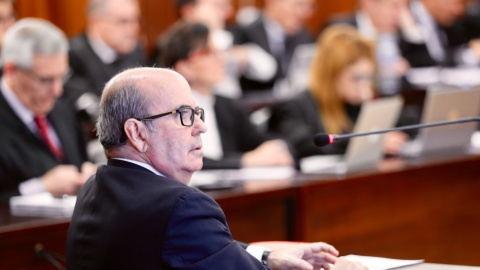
[34,116,64,160]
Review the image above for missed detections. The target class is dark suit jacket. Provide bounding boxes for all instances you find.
[0,88,88,202]
[66,159,270,270]
[268,91,359,158]
[230,15,313,92]
[202,95,269,169]
[398,20,470,67]
[62,33,149,107]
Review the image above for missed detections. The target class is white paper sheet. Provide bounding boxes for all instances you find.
[190,166,296,186]
[9,192,76,217]
[343,255,424,270]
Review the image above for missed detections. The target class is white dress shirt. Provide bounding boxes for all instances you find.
[111,158,165,177]
[192,91,224,160]
[87,35,118,64]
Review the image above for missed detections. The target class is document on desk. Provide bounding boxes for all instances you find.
[9,192,76,218]
[190,166,296,186]
[344,255,424,270]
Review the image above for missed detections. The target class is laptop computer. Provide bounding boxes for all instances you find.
[402,85,480,157]
[301,95,403,175]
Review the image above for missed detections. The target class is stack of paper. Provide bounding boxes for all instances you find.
[343,255,424,270]
[190,166,296,186]
[9,192,76,218]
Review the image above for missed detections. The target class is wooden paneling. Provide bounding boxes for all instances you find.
[14,0,88,37]
[297,157,480,265]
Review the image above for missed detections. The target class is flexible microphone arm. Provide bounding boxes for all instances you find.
[314,117,480,147]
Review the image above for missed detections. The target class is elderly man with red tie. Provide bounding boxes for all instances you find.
[0,18,95,203]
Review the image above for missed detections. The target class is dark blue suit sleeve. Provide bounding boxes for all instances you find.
[162,191,269,270]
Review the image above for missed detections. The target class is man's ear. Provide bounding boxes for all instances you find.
[2,62,17,77]
[124,119,149,153]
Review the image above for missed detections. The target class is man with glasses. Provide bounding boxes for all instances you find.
[0,18,95,202]
[158,22,294,169]
[62,0,149,130]
[66,67,366,270]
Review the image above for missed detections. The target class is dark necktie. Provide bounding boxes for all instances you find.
[34,116,64,160]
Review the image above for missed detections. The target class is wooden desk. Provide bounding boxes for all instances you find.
[295,155,480,266]
[0,211,69,269]
[1,155,479,269]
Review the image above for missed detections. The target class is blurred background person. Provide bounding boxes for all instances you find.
[0,0,15,75]
[325,0,414,96]
[0,18,95,203]
[400,0,476,67]
[62,0,149,133]
[269,25,408,159]
[231,0,315,94]
[161,0,277,98]
[158,21,294,169]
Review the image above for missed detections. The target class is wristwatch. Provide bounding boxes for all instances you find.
[261,250,271,266]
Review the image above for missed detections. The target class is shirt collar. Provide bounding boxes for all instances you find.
[112,158,165,177]
[87,35,118,64]
[1,77,35,127]
[263,15,286,46]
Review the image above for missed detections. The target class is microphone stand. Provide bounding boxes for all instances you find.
[332,117,480,141]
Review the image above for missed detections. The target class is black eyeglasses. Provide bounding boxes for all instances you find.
[138,106,205,127]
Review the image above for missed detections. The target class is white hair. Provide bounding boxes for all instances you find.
[1,18,68,70]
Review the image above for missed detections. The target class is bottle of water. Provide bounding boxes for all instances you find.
[376,33,401,96]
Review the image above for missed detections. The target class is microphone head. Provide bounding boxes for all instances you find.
[314,134,333,147]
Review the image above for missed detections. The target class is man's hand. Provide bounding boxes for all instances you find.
[80,162,97,181]
[331,257,368,270]
[383,131,409,156]
[42,165,86,196]
[267,242,339,270]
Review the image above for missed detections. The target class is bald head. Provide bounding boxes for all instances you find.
[97,68,190,151]
[97,67,206,182]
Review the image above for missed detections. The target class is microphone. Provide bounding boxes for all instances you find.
[314,116,480,147]
[35,243,66,270]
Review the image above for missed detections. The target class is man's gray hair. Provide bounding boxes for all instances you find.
[1,18,68,70]
[96,78,155,150]
[86,0,108,16]
[86,0,138,16]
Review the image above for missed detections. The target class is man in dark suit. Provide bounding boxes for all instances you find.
[66,66,366,269]
[400,0,472,67]
[230,0,315,92]
[62,0,149,127]
[324,0,412,95]
[158,22,294,169]
[0,18,95,202]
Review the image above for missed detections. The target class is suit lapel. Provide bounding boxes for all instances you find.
[250,16,272,53]
[48,102,75,163]
[0,88,55,158]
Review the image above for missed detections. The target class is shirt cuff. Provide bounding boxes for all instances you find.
[246,245,267,262]
[18,178,46,195]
